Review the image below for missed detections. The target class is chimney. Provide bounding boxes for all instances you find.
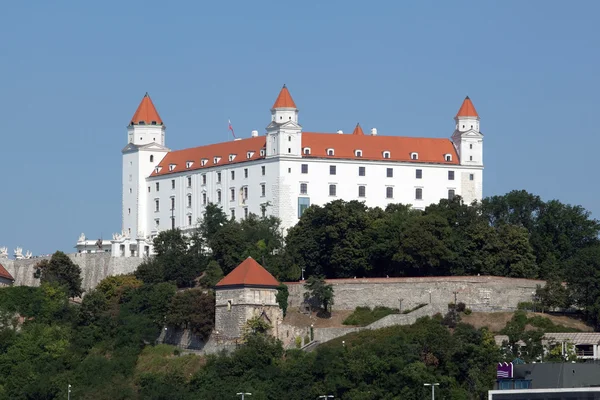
[337,130,343,134]
[370,128,377,136]
[251,130,258,137]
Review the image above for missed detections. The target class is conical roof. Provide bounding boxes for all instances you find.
[455,96,479,118]
[130,92,163,125]
[216,257,279,287]
[272,84,297,109]
[352,123,364,135]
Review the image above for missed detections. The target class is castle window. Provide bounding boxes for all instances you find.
[327,148,334,156]
[416,169,422,179]
[169,164,176,171]
[247,151,255,159]
[470,174,474,181]
[261,166,266,175]
[227,300,232,311]
[188,215,192,225]
[231,171,235,180]
[148,186,151,193]
[448,171,455,180]
[330,165,336,175]
[415,188,423,200]
[244,208,248,218]
[445,154,452,162]
[231,209,235,218]
[470,144,473,149]
[155,166,162,174]
[155,199,160,212]
[170,197,175,210]
[260,149,265,156]
[329,184,337,196]
[355,150,363,157]
[288,148,291,154]
[214,156,221,164]
[188,176,192,187]
[358,185,366,198]
[359,166,365,176]
[386,187,394,199]
[171,179,175,189]
[230,188,235,201]
[448,189,455,200]
[470,156,473,161]
[386,168,393,178]
[150,155,154,162]
[261,184,266,197]
[201,158,208,166]
[217,172,222,183]
[156,182,160,192]
[301,164,308,174]
[288,136,291,142]
[300,183,308,195]
[383,151,391,159]
[229,154,236,162]
[303,147,311,155]
[186,161,193,168]
[187,195,192,208]
[244,168,248,178]
[217,190,222,203]
[203,193,207,205]
[411,152,418,160]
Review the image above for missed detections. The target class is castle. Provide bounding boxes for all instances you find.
[112,86,484,257]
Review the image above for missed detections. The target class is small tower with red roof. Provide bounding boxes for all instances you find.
[451,96,483,168]
[214,257,282,340]
[266,84,303,158]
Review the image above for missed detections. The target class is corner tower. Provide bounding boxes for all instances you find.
[266,85,302,157]
[120,93,170,255]
[451,96,483,167]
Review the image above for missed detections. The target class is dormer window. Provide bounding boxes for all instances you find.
[444,154,452,162]
[155,166,162,174]
[214,156,221,164]
[169,164,176,171]
[229,154,236,162]
[355,150,363,157]
[139,121,146,125]
[327,148,335,156]
[151,121,157,125]
[303,147,311,155]
[383,151,391,159]
[247,151,255,159]
[201,158,208,166]
[260,149,265,157]
[186,161,194,168]
[411,152,419,160]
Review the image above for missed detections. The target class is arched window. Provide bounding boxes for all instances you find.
[150,155,154,162]
[383,151,390,159]
[355,150,363,157]
[327,148,334,156]
[411,152,419,160]
[303,147,311,155]
[445,154,452,162]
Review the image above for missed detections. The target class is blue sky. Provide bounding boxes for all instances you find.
[0,1,598,256]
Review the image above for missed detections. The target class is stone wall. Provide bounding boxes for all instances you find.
[286,276,544,312]
[1,253,144,291]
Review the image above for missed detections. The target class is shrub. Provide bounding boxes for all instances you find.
[173,349,181,356]
[343,306,398,326]
[295,336,302,348]
[304,335,310,345]
[464,308,472,315]
[517,302,534,311]
[457,302,466,312]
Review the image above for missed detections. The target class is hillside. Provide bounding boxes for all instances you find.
[461,312,592,333]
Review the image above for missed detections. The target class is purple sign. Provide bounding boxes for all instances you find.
[497,362,513,379]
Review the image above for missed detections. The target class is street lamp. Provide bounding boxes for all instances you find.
[67,384,72,400]
[424,383,439,400]
[399,298,403,313]
[237,393,252,400]
[427,289,432,304]
[318,396,334,399]
[301,268,305,281]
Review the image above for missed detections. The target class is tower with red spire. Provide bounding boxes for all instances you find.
[451,96,483,199]
[118,93,170,256]
[266,84,302,158]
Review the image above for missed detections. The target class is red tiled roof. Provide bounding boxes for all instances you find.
[302,133,459,164]
[0,264,14,281]
[455,96,478,118]
[150,136,265,176]
[216,257,279,287]
[352,123,364,136]
[130,93,163,125]
[272,84,297,109]
[151,132,458,176]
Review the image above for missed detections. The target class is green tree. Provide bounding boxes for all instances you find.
[36,251,83,298]
[242,316,272,341]
[536,277,569,311]
[199,260,224,288]
[275,283,289,317]
[166,290,215,340]
[567,245,600,327]
[304,275,334,313]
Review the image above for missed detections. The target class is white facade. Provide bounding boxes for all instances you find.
[112,89,484,257]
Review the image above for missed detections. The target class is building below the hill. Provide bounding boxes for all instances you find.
[214,257,282,340]
[0,264,14,287]
[104,85,484,257]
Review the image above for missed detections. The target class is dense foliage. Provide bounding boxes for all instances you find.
[286,191,600,280]
[35,251,83,298]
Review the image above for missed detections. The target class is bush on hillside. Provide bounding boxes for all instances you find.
[343,306,398,326]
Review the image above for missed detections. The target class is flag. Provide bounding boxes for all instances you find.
[228,119,236,139]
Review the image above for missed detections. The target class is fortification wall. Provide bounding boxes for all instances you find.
[1,254,143,290]
[285,276,544,312]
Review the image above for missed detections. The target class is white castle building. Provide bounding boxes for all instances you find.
[112,86,484,257]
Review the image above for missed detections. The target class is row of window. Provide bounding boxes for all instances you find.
[321,185,454,200]
[302,164,471,181]
[302,148,452,161]
[151,166,268,193]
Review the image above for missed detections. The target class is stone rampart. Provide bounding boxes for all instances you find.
[1,254,144,291]
[285,276,544,312]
